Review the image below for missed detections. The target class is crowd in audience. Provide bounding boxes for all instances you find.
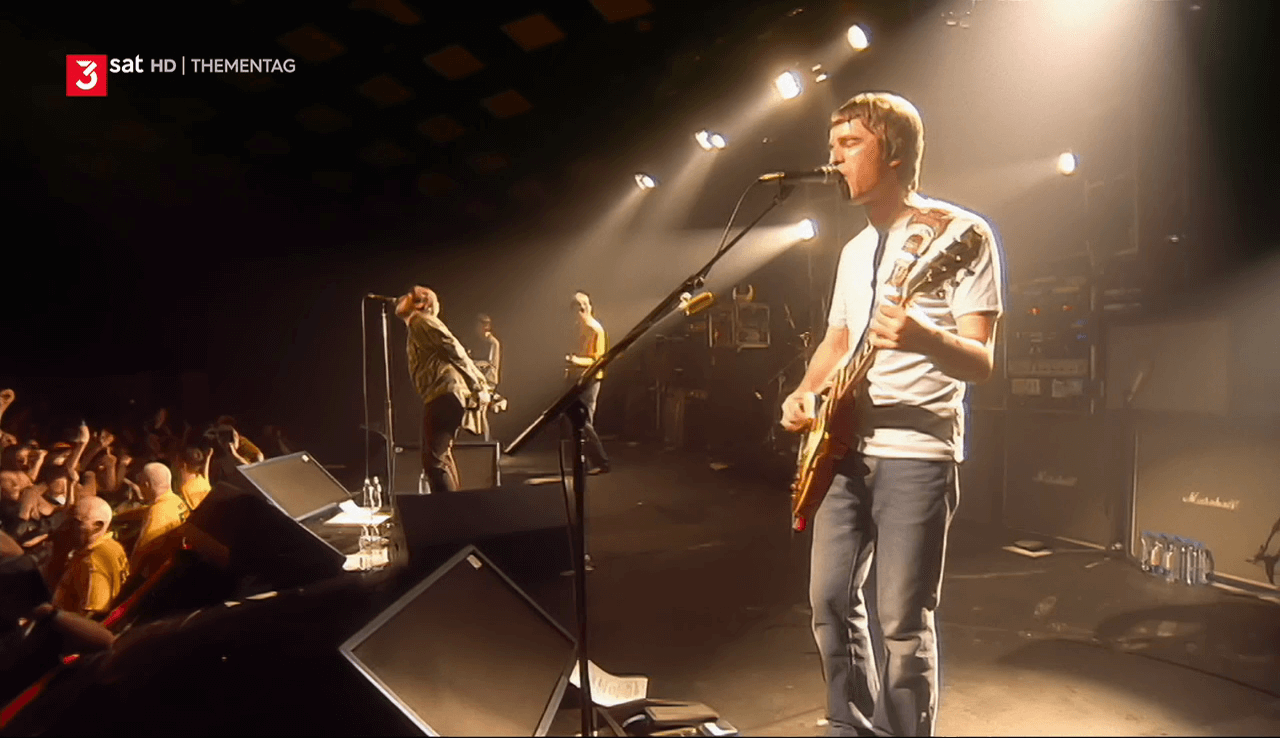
[0,386,298,717]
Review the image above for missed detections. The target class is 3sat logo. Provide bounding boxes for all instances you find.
[66,55,107,96]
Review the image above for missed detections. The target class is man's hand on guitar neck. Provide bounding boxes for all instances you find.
[780,391,817,432]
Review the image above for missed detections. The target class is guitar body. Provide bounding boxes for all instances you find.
[790,387,858,532]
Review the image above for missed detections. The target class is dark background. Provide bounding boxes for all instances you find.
[1,0,1277,477]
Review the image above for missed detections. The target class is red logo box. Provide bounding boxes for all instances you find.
[66,55,108,96]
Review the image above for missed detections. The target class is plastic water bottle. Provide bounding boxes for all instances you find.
[370,476,383,511]
[1139,531,1154,573]
[1150,534,1166,577]
[1197,543,1215,585]
[418,470,429,495]
[1186,539,1202,586]
[1161,535,1177,583]
[1177,537,1194,585]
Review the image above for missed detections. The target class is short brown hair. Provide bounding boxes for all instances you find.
[831,92,925,192]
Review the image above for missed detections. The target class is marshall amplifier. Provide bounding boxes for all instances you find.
[1002,410,1126,548]
[956,408,1005,527]
[383,441,501,494]
[1131,414,1280,590]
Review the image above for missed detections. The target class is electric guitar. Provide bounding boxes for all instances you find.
[788,216,987,532]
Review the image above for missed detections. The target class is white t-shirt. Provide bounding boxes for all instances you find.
[827,194,1005,463]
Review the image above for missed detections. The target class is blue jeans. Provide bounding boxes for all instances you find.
[561,379,609,470]
[810,454,958,737]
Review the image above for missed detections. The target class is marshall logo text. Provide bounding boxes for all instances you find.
[1181,491,1241,512]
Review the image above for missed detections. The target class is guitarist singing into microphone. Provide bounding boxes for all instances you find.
[779,92,1005,738]
[396,286,492,493]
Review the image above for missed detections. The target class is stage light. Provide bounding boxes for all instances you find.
[1057,152,1079,176]
[695,130,728,151]
[775,71,802,100]
[634,173,657,190]
[847,25,870,51]
[815,72,829,83]
[797,219,818,241]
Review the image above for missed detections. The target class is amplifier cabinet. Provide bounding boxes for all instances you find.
[1131,414,1280,590]
[1002,411,1126,548]
[956,408,1005,527]
[386,441,501,494]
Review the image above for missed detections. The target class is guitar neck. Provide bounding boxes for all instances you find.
[829,337,877,400]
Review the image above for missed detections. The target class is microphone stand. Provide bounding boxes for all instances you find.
[380,300,395,497]
[506,181,794,737]
[362,298,371,487]
[361,297,397,501]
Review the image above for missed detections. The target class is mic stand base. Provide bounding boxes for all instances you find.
[565,398,595,738]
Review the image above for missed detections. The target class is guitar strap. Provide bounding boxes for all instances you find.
[852,229,890,358]
[849,209,956,399]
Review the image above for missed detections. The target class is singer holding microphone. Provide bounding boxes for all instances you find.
[392,286,491,493]
[778,92,1005,737]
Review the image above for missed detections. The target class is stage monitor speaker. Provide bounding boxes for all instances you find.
[339,546,575,737]
[393,485,572,585]
[186,475,347,592]
[1132,414,1280,590]
[237,451,355,522]
[386,441,501,494]
[1002,411,1125,548]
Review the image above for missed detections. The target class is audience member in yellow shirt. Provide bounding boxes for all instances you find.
[129,463,190,587]
[177,447,213,510]
[51,496,128,619]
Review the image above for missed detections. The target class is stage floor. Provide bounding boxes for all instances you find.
[496,440,1280,737]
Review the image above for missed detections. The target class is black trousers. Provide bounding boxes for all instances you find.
[421,394,465,493]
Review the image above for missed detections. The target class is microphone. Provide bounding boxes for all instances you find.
[679,291,717,316]
[759,165,840,184]
[367,294,399,303]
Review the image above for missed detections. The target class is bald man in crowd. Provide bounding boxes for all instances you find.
[50,496,128,619]
[128,462,191,586]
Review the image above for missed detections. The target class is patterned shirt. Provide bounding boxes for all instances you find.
[407,312,489,434]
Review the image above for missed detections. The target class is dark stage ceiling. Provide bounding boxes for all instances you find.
[6,0,936,243]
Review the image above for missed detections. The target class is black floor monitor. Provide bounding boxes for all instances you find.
[339,546,576,736]
[238,451,354,522]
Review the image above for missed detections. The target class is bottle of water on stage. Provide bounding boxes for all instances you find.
[1176,537,1192,585]
[1149,534,1166,578]
[1161,535,1177,583]
[1196,541,1215,585]
[372,476,383,511]
[1139,532,1154,573]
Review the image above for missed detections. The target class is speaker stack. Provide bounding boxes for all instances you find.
[997,269,1126,548]
[1107,315,1280,590]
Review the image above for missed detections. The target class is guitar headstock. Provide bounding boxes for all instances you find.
[904,224,984,299]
